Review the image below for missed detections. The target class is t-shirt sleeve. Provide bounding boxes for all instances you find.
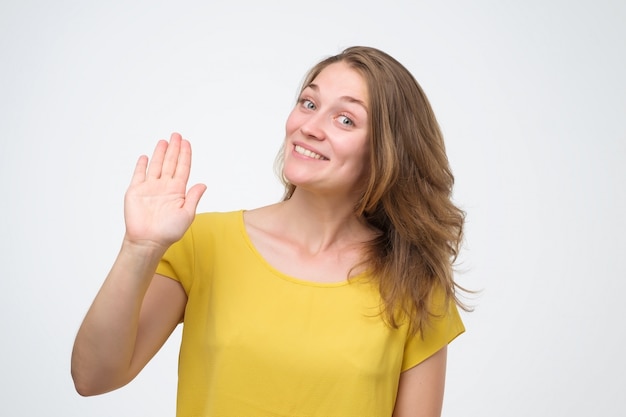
[401,288,465,371]
[155,222,198,295]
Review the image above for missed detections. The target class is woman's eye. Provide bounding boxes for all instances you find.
[301,99,316,110]
[337,115,354,126]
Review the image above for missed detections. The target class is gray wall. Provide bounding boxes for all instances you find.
[1,0,624,415]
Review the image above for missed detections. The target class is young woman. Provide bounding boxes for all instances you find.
[71,46,467,417]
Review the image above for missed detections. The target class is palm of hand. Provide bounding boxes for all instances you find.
[123,134,206,249]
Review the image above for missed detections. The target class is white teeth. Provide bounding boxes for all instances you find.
[295,145,326,160]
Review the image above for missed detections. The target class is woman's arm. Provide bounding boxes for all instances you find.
[393,346,448,417]
[71,271,185,395]
[71,133,205,395]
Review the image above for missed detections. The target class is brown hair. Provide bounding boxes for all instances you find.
[277,46,469,336]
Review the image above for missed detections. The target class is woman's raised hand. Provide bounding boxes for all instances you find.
[123,133,207,250]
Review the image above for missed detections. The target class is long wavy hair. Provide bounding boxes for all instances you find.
[276,46,469,336]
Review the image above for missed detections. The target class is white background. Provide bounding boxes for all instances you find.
[1,1,625,416]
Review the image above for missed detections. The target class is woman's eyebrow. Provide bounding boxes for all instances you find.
[304,83,368,111]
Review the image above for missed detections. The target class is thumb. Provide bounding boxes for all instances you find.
[183,183,207,213]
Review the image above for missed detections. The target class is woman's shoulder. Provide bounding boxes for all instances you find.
[192,206,282,238]
[194,209,245,223]
[184,210,244,239]
[241,203,281,220]
[240,203,285,234]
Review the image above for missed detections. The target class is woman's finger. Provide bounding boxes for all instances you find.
[183,183,207,214]
[173,139,193,184]
[129,155,148,186]
[146,140,168,179]
[161,133,182,178]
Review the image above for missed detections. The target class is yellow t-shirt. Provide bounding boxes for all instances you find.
[156,211,464,417]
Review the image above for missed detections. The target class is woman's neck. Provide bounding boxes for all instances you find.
[265,189,374,256]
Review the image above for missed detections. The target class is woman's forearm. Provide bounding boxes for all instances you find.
[71,241,165,395]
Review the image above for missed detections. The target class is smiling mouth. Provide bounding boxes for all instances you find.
[294,145,329,160]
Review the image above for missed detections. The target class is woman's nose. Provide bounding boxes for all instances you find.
[300,113,326,141]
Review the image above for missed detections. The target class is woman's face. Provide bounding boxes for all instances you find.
[282,62,370,198]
